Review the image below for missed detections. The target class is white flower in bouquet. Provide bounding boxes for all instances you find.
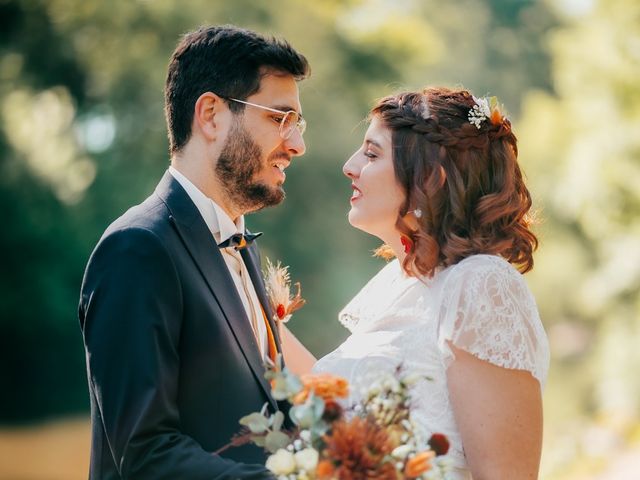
[391,444,413,459]
[294,447,319,471]
[266,448,296,475]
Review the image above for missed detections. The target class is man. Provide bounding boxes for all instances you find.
[79,25,309,479]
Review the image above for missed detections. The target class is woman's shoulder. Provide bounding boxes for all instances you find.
[436,253,541,332]
[437,255,550,386]
[448,253,521,274]
[439,254,528,291]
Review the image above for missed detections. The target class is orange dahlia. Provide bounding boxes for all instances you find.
[293,373,349,404]
[322,417,397,480]
[316,460,336,479]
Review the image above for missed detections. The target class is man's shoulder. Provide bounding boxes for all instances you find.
[81,193,177,270]
[104,192,170,239]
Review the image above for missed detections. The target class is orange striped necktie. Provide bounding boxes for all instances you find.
[260,305,278,363]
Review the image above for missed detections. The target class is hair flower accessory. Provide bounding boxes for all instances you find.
[468,95,504,129]
[264,258,305,324]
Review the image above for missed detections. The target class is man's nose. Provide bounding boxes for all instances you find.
[284,128,306,157]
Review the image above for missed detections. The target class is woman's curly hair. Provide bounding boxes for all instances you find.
[372,86,538,276]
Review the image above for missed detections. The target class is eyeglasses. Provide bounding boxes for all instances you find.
[227,97,306,139]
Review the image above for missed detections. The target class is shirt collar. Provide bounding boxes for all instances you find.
[169,166,244,244]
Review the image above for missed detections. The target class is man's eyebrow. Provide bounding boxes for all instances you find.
[270,104,301,115]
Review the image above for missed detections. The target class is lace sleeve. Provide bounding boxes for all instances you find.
[437,255,550,387]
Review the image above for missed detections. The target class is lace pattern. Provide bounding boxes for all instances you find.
[438,255,549,386]
[314,255,550,479]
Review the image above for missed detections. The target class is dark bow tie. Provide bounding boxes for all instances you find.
[217,232,263,250]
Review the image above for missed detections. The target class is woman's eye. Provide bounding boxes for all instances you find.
[364,150,377,159]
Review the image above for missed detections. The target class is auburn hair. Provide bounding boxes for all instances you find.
[372,87,538,276]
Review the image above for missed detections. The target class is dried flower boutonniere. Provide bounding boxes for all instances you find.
[264,258,305,325]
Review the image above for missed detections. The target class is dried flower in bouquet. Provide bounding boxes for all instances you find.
[218,358,453,479]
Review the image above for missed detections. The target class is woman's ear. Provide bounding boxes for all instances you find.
[402,208,421,231]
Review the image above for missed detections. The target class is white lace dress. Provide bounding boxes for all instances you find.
[313,254,550,479]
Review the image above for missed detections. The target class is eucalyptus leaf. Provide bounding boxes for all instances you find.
[310,394,325,420]
[239,412,269,434]
[310,420,329,439]
[271,410,285,432]
[284,370,303,394]
[271,376,291,401]
[264,430,291,453]
[251,435,266,447]
[289,403,316,428]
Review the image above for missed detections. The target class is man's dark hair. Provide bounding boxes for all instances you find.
[164,24,310,154]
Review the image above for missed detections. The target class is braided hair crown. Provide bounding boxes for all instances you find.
[371,86,537,277]
[373,88,515,152]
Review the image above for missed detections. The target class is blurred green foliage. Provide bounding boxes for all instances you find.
[1,0,638,477]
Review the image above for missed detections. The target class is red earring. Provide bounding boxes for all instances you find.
[400,235,413,254]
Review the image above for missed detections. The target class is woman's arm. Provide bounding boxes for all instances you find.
[280,324,317,376]
[447,345,543,480]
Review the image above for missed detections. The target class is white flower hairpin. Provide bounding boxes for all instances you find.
[468,95,504,129]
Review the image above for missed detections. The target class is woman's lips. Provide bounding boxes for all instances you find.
[350,184,362,202]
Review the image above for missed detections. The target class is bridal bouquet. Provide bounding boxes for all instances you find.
[222,359,451,480]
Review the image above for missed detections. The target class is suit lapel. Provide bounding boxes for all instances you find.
[241,245,283,352]
[154,171,276,409]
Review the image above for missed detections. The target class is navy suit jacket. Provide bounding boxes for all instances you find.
[79,172,282,479]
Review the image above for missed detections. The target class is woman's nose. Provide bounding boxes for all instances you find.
[343,150,361,179]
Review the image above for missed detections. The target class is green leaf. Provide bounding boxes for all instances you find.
[289,403,313,428]
[271,410,285,431]
[310,394,325,420]
[289,392,327,429]
[284,370,303,394]
[239,412,269,434]
[271,376,291,401]
[310,420,329,439]
[264,431,291,453]
[251,435,266,447]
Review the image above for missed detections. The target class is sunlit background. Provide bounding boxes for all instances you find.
[1,0,638,478]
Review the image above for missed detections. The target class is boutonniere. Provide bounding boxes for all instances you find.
[264,258,305,324]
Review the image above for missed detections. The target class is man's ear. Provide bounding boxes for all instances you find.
[193,92,227,141]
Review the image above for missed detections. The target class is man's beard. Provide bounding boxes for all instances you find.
[215,119,286,213]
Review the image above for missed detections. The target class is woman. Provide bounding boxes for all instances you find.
[311,87,550,479]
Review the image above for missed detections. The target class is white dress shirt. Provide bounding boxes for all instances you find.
[169,166,269,360]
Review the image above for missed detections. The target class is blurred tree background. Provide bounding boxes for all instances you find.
[0,0,638,478]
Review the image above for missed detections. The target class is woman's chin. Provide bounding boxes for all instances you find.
[347,210,362,229]
[347,211,375,236]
